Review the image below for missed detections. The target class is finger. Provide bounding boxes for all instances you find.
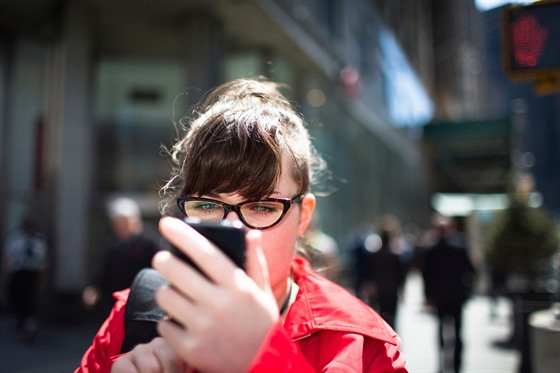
[157,319,196,362]
[111,357,139,373]
[157,217,241,285]
[128,344,163,373]
[152,250,213,302]
[155,285,199,330]
[157,319,220,373]
[152,338,185,373]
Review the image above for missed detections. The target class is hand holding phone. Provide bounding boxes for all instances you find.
[154,217,279,372]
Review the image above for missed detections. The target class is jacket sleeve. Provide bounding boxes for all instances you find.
[247,319,316,372]
[75,291,129,373]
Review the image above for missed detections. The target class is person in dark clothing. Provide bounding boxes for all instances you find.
[423,214,475,373]
[3,218,47,343]
[83,197,160,316]
[350,230,370,297]
[362,229,406,328]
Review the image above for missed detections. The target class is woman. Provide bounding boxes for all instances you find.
[77,78,407,372]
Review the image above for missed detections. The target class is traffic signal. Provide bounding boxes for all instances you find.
[502,0,560,81]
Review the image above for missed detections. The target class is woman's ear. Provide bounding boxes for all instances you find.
[297,193,316,236]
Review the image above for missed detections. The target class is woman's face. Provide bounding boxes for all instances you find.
[203,156,315,300]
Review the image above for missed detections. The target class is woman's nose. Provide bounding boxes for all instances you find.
[225,210,242,223]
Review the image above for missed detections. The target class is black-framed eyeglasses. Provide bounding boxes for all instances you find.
[177,194,304,230]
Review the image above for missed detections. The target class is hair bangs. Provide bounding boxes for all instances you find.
[182,116,282,198]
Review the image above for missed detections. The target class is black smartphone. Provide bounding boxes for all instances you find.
[170,219,246,272]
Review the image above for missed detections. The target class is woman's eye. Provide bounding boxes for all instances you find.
[196,202,219,211]
[248,203,279,214]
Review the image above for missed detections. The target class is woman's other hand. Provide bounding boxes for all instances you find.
[111,337,186,373]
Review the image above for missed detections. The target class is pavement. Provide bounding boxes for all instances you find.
[0,314,100,373]
[0,270,521,373]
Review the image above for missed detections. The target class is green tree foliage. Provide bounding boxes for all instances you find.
[485,196,559,279]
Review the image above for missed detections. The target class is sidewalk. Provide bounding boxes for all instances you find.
[0,314,100,373]
[398,270,519,373]
[0,271,520,373]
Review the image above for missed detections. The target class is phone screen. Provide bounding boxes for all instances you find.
[170,219,246,272]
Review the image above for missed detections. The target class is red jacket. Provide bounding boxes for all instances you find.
[77,257,407,372]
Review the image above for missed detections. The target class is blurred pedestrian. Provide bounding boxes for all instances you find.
[348,222,373,296]
[487,264,507,320]
[422,214,475,373]
[82,197,160,317]
[361,222,406,329]
[2,217,48,344]
[379,215,414,275]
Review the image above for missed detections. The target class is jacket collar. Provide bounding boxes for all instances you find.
[284,257,399,346]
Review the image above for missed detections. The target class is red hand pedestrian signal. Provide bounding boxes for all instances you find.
[510,13,548,68]
[502,1,560,82]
